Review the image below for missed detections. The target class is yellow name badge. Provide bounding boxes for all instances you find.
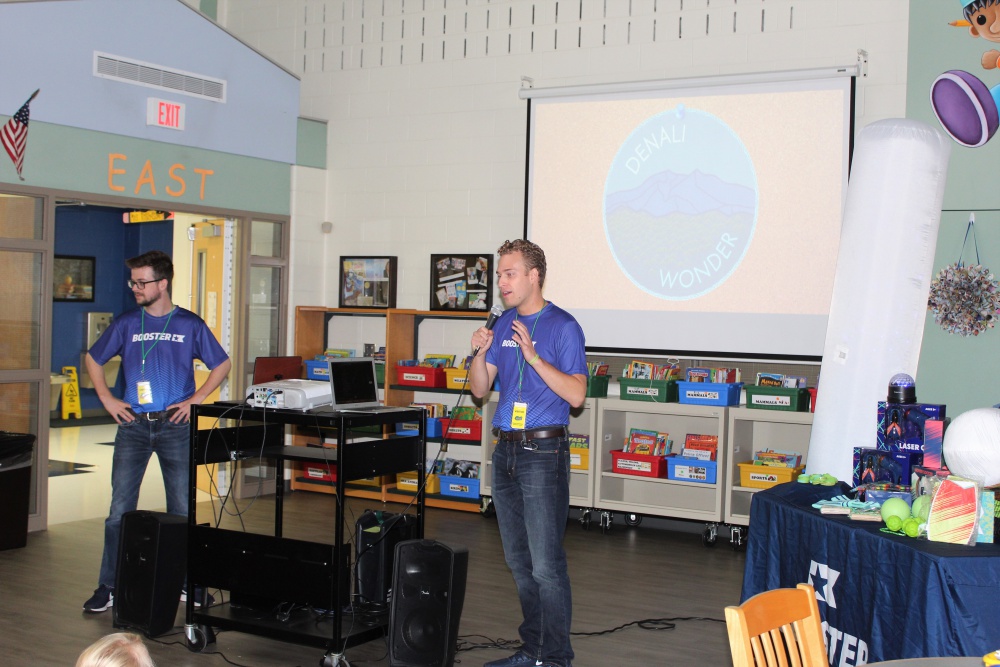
[137,380,153,405]
[510,401,528,430]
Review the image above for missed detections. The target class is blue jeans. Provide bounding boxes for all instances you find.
[98,417,190,588]
[492,435,573,666]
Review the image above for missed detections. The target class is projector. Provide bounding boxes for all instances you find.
[246,379,332,410]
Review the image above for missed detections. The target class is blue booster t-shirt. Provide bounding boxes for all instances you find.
[486,302,588,430]
[89,306,229,412]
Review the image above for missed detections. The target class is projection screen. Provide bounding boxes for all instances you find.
[523,68,856,360]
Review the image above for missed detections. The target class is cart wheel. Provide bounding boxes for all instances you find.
[624,513,642,527]
[600,511,613,534]
[480,497,495,518]
[702,525,718,547]
[730,526,747,550]
[185,624,215,652]
[579,509,592,531]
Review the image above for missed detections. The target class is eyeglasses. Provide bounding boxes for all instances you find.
[127,278,161,290]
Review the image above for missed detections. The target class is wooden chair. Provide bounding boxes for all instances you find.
[725,583,827,667]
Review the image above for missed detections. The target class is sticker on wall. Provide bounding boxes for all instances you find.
[603,105,758,301]
[930,2,1000,147]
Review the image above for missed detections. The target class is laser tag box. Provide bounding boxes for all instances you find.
[876,402,946,466]
[853,447,923,487]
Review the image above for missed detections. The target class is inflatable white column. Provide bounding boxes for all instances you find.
[808,119,951,482]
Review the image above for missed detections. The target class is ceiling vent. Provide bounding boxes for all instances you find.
[94,52,226,103]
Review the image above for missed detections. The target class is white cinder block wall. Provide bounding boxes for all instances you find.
[218,0,910,346]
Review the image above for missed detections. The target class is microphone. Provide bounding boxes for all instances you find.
[472,304,505,357]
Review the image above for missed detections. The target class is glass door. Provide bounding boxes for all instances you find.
[0,192,49,530]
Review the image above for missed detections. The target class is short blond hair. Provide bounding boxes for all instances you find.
[76,633,155,667]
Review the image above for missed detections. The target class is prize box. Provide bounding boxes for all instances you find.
[395,366,446,388]
[610,450,668,478]
[744,385,811,412]
[395,417,443,438]
[738,462,805,489]
[668,457,718,484]
[618,378,677,403]
[439,475,480,499]
[395,471,441,494]
[444,418,482,441]
[676,381,743,407]
[444,368,470,390]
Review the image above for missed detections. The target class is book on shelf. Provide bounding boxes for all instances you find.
[753,449,801,468]
[568,433,590,450]
[449,406,480,421]
[624,428,658,454]
[681,447,714,461]
[683,434,718,460]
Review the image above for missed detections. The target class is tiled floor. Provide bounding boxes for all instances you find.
[47,423,195,525]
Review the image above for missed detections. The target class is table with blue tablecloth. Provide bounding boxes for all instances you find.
[742,482,1000,666]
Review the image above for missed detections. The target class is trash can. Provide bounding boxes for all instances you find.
[0,431,36,551]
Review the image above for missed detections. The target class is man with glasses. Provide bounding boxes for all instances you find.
[81,250,231,613]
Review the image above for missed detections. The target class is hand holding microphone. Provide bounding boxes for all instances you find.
[471,304,504,357]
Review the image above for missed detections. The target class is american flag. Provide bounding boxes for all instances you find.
[2,90,39,181]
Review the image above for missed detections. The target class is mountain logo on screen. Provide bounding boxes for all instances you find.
[604,106,758,300]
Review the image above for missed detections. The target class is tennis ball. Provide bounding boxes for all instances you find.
[880,497,911,523]
[903,517,920,538]
[885,514,903,532]
[911,494,932,522]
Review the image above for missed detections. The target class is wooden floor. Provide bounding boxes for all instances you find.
[0,492,746,666]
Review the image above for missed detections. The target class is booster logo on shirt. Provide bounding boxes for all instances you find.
[131,333,186,342]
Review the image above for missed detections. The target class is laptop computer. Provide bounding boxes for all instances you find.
[252,356,303,384]
[326,357,401,412]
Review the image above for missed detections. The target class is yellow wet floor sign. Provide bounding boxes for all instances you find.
[61,366,82,420]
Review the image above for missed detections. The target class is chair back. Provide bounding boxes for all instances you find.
[725,583,827,667]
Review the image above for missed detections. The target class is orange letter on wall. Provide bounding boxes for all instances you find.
[193,168,214,201]
[166,164,186,197]
[134,160,157,196]
[108,154,126,192]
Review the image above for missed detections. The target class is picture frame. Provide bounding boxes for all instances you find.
[429,254,493,312]
[338,256,397,309]
[53,254,95,302]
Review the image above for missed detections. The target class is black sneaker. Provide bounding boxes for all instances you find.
[180,587,215,608]
[483,651,537,667]
[83,585,114,613]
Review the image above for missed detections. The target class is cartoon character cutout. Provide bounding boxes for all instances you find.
[931,0,1000,147]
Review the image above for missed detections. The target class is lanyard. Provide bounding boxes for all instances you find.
[140,307,176,376]
[515,302,547,401]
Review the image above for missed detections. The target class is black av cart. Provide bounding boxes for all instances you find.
[185,402,426,667]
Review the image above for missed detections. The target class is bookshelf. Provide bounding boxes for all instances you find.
[291,306,488,512]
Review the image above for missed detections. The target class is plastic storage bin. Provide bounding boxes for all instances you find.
[738,463,805,489]
[744,385,811,411]
[610,451,668,478]
[586,375,610,398]
[395,417,443,438]
[304,359,328,380]
[395,366,446,388]
[444,368,470,390]
[618,378,677,403]
[443,418,482,442]
[396,471,441,494]
[439,475,480,499]
[667,456,717,484]
[676,381,743,406]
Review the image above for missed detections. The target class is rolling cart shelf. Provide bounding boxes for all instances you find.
[186,402,427,660]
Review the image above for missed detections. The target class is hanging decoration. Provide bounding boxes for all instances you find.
[927,213,1000,336]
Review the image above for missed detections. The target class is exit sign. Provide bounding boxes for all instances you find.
[146,97,185,130]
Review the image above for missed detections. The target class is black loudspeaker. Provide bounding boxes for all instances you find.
[355,510,419,608]
[113,511,187,638]
[389,539,468,667]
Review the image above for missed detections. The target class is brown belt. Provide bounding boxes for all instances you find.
[495,426,567,442]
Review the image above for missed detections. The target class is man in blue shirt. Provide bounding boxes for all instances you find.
[82,250,231,613]
[469,239,588,667]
